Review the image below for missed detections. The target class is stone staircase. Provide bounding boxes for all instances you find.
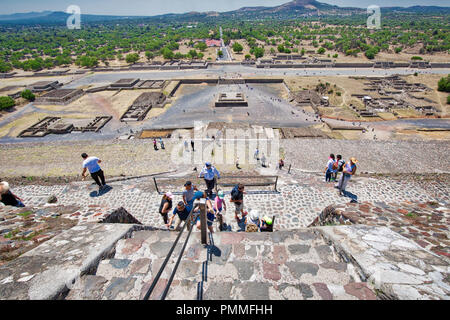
[65,229,377,300]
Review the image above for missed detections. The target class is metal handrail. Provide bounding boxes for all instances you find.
[142,203,197,300]
[161,221,195,300]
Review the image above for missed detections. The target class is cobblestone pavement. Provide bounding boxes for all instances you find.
[6,169,449,231]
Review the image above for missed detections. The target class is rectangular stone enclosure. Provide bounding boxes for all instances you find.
[215,92,248,107]
[121,92,167,122]
[34,89,85,105]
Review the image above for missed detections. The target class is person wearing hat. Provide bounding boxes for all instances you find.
[245,209,260,232]
[338,157,358,196]
[214,190,227,231]
[81,153,107,192]
[159,192,173,224]
[198,162,221,198]
[0,181,25,207]
[183,181,198,209]
[260,216,273,232]
[167,201,192,231]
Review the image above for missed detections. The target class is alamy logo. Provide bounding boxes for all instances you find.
[66,5,81,30]
[367,5,381,30]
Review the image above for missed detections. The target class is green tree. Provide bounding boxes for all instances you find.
[0,59,13,73]
[145,51,154,61]
[277,44,285,53]
[232,42,243,53]
[317,47,326,54]
[125,53,140,64]
[252,47,265,58]
[437,75,450,92]
[447,95,450,104]
[161,47,174,60]
[218,50,223,57]
[195,42,207,52]
[188,49,198,59]
[0,96,15,110]
[21,89,35,102]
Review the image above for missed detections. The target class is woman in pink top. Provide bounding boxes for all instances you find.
[214,190,227,231]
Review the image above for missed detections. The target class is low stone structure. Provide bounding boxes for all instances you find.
[18,116,112,137]
[215,92,248,107]
[29,81,62,93]
[120,92,167,122]
[110,78,140,89]
[34,89,85,105]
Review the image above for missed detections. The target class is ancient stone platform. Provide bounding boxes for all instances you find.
[0,223,136,300]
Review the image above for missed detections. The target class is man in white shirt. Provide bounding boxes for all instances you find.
[198,162,220,198]
[81,153,106,191]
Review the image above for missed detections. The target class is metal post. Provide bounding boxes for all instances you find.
[288,164,292,174]
[199,199,208,245]
[274,176,279,192]
[153,177,160,194]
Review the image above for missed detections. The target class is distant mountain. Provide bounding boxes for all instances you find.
[0,1,448,25]
[0,10,145,25]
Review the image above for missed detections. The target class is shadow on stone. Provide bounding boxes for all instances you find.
[343,190,358,203]
[100,207,142,224]
[89,185,113,198]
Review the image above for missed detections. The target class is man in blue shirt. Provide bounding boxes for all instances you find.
[167,201,192,231]
[81,153,106,191]
[198,162,220,198]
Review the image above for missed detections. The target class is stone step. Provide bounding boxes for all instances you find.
[66,227,378,300]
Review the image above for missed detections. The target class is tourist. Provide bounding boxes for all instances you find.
[338,157,358,196]
[236,157,241,170]
[184,140,189,151]
[198,162,220,198]
[245,209,260,232]
[334,155,345,181]
[260,216,274,232]
[261,153,267,167]
[81,153,107,191]
[153,139,158,151]
[191,140,195,152]
[325,154,336,182]
[159,138,165,150]
[159,192,173,225]
[167,201,191,231]
[230,183,246,222]
[254,148,259,161]
[214,190,227,231]
[278,159,285,170]
[195,204,216,234]
[0,182,25,207]
[183,181,197,208]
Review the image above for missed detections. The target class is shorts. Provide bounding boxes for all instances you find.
[234,202,244,214]
[196,212,215,227]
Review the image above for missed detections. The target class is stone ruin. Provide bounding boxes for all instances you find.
[34,88,85,105]
[29,81,63,92]
[18,116,112,138]
[350,76,437,117]
[290,90,330,114]
[215,92,248,107]
[120,92,167,122]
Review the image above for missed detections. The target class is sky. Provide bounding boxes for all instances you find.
[0,0,448,15]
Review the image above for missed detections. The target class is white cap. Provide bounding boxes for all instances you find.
[0,181,9,194]
[249,210,259,221]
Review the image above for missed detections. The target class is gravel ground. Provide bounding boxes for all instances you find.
[1,138,449,179]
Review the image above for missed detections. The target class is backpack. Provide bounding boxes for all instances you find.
[332,161,339,170]
[231,185,239,200]
[338,160,345,172]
